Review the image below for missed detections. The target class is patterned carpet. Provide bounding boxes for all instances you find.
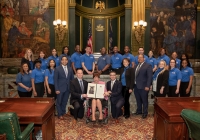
[55,114,154,140]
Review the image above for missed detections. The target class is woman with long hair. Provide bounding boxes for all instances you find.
[119,58,134,119]
[21,49,35,71]
[152,60,169,97]
[45,59,56,99]
[16,63,32,97]
[38,50,48,70]
[168,59,182,97]
[47,48,60,67]
[179,59,194,97]
[59,46,71,67]
[148,50,157,72]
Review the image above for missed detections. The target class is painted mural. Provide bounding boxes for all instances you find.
[150,0,197,58]
[0,0,50,58]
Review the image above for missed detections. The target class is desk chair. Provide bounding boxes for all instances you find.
[181,109,200,140]
[0,112,34,140]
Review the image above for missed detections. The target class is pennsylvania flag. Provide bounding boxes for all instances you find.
[109,19,113,54]
[87,20,93,53]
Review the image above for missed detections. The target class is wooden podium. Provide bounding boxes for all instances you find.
[0,98,55,140]
[153,97,200,140]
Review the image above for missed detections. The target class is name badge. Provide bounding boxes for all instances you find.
[103,58,105,60]
[116,57,119,59]
[90,57,93,58]
[172,72,175,74]
[184,70,188,72]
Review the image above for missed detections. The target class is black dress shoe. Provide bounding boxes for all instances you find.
[142,114,147,119]
[133,112,143,115]
[124,115,130,119]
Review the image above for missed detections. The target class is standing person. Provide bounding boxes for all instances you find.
[110,46,123,74]
[119,58,134,119]
[81,46,95,75]
[105,71,124,123]
[70,69,88,124]
[157,48,170,69]
[71,45,82,73]
[59,46,71,67]
[122,46,135,68]
[168,59,182,97]
[54,56,74,120]
[45,59,56,99]
[38,50,48,70]
[16,63,32,97]
[96,47,111,74]
[152,60,169,97]
[179,59,194,97]
[171,51,181,69]
[47,48,60,67]
[148,50,157,72]
[31,59,45,97]
[134,47,149,65]
[181,53,192,67]
[21,49,35,71]
[133,54,153,119]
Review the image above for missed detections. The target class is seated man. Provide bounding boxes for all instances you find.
[70,69,88,124]
[105,71,124,123]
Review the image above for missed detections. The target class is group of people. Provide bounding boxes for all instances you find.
[16,45,194,124]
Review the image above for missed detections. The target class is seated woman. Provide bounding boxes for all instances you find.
[91,73,107,122]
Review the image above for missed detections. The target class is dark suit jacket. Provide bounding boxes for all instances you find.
[134,62,153,89]
[106,80,123,104]
[155,70,169,94]
[119,67,134,90]
[21,57,34,70]
[54,65,74,93]
[70,78,88,105]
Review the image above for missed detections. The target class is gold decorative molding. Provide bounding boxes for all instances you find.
[96,24,105,31]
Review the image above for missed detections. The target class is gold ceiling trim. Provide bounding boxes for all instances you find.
[75,4,125,18]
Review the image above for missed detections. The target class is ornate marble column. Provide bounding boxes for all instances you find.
[55,0,69,55]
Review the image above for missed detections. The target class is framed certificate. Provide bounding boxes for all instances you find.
[87,83,105,99]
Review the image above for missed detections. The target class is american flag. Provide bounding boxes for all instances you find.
[109,19,113,54]
[87,20,93,53]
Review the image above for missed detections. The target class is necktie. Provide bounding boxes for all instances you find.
[64,66,68,78]
[80,80,84,93]
[135,63,141,76]
[111,81,114,90]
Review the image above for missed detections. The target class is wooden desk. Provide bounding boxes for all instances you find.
[153,97,200,140]
[0,98,55,140]
[0,134,6,140]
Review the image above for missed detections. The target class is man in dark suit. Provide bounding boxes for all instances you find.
[70,69,88,124]
[54,56,74,120]
[134,54,153,119]
[106,71,124,123]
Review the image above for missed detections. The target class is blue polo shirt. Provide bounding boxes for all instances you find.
[47,56,60,67]
[71,52,82,68]
[45,69,54,85]
[59,54,71,67]
[148,57,157,68]
[176,58,181,69]
[122,53,135,67]
[81,53,95,70]
[134,55,149,65]
[39,58,48,70]
[157,54,170,66]
[181,66,194,82]
[29,61,34,70]
[169,68,182,86]
[31,68,45,83]
[111,53,122,69]
[97,54,110,70]
[16,72,32,92]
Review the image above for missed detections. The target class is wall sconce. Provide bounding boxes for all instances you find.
[53,19,68,42]
[133,20,147,44]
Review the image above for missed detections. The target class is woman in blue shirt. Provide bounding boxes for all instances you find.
[119,58,134,119]
[148,50,157,72]
[179,59,194,97]
[168,59,182,97]
[31,59,45,97]
[59,46,71,67]
[47,48,60,67]
[16,63,32,97]
[45,59,56,99]
[38,50,48,70]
